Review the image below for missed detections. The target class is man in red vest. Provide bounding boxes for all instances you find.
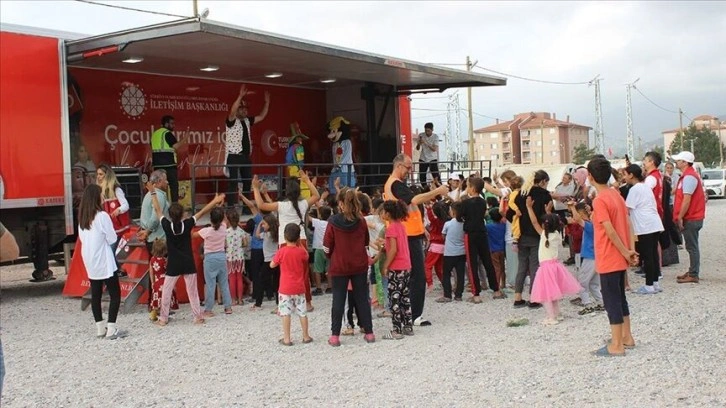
[671,151,706,284]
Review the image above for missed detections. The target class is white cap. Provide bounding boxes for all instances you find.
[671,151,695,163]
[448,172,462,181]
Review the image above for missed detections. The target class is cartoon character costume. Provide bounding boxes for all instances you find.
[285,122,310,198]
[327,116,355,193]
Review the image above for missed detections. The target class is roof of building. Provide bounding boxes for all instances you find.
[662,123,726,134]
[518,117,591,130]
[474,112,591,133]
[694,114,718,121]
[474,120,517,133]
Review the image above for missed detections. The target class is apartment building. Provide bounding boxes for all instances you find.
[473,112,591,165]
[662,115,725,152]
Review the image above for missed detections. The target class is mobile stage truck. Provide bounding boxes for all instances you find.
[0,18,505,295]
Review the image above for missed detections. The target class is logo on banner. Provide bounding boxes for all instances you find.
[119,83,147,119]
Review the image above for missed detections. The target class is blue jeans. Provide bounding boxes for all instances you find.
[203,252,232,311]
[682,219,703,278]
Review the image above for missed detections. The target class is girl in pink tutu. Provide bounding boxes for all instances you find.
[525,197,581,325]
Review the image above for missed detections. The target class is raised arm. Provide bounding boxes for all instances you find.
[239,193,259,216]
[299,171,321,208]
[228,85,248,122]
[252,175,278,212]
[254,91,270,123]
[145,181,164,219]
[566,201,584,227]
[193,193,225,220]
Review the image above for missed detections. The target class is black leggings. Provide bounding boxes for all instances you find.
[90,275,121,323]
[636,232,661,286]
[600,271,630,325]
[466,231,499,295]
[330,274,372,336]
[408,236,426,321]
[253,261,279,307]
[346,290,359,328]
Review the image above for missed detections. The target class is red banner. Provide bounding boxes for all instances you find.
[398,96,412,157]
[68,68,328,179]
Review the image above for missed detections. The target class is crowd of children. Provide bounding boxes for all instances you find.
[81,152,695,356]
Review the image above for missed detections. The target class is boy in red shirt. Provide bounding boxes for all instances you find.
[271,223,313,346]
[588,158,639,357]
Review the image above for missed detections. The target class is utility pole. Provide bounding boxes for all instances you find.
[193,0,199,17]
[679,108,684,152]
[625,79,639,159]
[589,75,605,155]
[466,56,476,166]
[719,120,723,168]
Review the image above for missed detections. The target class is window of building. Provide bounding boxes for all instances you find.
[551,151,558,157]
[551,139,557,145]
[536,129,542,136]
[491,143,498,149]
[536,140,542,146]
[549,128,555,135]
[490,133,498,139]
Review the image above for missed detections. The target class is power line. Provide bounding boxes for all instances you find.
[412,113,447,120]
[631,85,679,114]
[473,65,591,85]
[411,108,449,112]
[73,0,189,18]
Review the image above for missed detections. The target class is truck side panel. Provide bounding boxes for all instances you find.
[0,31,64,199]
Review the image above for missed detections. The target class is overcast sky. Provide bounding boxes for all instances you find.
[2,0,724,156]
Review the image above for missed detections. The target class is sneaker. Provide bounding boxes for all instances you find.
[413,316,432,326]
[654,282,663,293]
[578,306,596,315]
[528,302,542,309]
[328,335,341,347]
[570,298,585,307]
[364,333,376,343]
[312,288,323,296]
[593,304,605,312]
[402,328,414,336]
[105,327,127,340]
[635,286,656,295]
[513,300,527,308]
[435,297,452,303]
[453,296,463,302]
[634,269,645,276]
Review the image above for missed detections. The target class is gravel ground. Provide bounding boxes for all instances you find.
[1,200,725,407]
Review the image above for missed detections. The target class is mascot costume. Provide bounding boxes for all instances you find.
[285,122,310,198]
[327,116,355,193]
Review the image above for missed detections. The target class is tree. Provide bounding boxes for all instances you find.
[669,124,725,168]
[572,143,596,165]
[652,145,665,159]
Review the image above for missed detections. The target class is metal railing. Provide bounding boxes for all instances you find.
[189,159,492,212]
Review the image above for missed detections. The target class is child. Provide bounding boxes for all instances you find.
[587,157,638,356]
[459,177,505,303]
[525,197,581,325]
[437,201,467,302]
[308,205,332,295]
[77,184,125,339]
[424,200,448,291]
[225,208,248,305]
[486,208,507,292]
[380,200,413,340]
[567,201,604,315]
[270,223,314,345]
[147,181,224,326]
[149,239,178,322]
[195,207,233,316]
[252,214,280,310]
[323,188,375,346]
[504,176,524,289]
[367,198,389,317]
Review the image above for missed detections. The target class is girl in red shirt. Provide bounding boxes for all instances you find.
[424,200,449,290]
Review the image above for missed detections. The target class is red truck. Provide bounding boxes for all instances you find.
[0,19,505,281]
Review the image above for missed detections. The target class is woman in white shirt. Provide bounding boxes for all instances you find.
[253,171,320,311]
[78,184,124,339]
[623,164,664,295]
